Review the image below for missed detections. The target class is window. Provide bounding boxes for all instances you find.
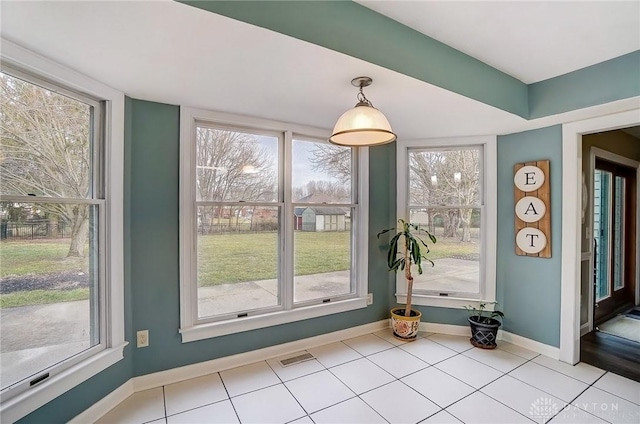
[179,108,368,342]
[396,137,496,308]
[0,42,124,423]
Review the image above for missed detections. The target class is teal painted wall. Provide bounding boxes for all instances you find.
[529,51,640,119]
[179,0,528,118]
[496,125,563,347]
[128,99,394,376]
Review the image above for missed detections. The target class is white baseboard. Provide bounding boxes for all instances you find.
[419,322,561,360]
[133,320,388,392]
[68,380,133,424]
[500,331,560,359]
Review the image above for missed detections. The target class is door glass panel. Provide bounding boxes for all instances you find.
[197,205,280,318]
[613,176,625,290]
[593,169,611,301]
[294,206,352,303]
[0,202,100,389]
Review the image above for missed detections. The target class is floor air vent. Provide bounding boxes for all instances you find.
[279,352,315,367]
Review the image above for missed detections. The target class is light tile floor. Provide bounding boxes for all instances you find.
[95,330,640,424]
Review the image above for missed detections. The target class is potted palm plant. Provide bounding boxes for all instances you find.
[377,219,436,341]
[464,302,504,349]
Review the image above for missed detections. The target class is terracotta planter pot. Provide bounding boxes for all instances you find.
[390,307,422,341]
[468,316,501,349]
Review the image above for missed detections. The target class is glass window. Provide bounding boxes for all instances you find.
[0,42,124,423]
[292,140,351,203]
[0,72,104,393]
[292,139,354,304]
[180,111,368,340]
[408,147,482,297]
[0,73,104,389]
[195,126,280,320]
[396,137,496,308]
[196,127,278,202]
[197,205,280,318]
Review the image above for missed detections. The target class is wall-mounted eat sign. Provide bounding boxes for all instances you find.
[514,160,551,258]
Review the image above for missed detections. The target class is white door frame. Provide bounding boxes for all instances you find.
[560,108,640,364]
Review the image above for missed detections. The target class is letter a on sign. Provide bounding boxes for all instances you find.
[515,196,546,223]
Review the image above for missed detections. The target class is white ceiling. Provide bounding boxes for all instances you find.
[357,0,640,84]
[1,1,638,140]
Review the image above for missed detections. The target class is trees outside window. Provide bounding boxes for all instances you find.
[1,72,96,257]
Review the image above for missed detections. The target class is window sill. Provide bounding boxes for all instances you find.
[180,297,368,343]
[396,294,495,310]
[1,342,128,424]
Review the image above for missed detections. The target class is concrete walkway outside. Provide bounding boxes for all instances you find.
[198,270,351,317]
[0,259,478,388]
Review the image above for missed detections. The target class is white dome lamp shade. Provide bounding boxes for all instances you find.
[329,77,397,147]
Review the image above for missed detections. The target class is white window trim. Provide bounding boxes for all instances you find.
[179,107,368,342]
[0,40,126,424]
[396,136,497,309]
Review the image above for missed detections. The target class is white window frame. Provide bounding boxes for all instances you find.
[0,41,126,423]
[396,136,497,309]
[179,107,369,342]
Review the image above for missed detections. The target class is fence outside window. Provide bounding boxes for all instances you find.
[0,220,70,240]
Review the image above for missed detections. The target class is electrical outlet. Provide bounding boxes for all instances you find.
[137,330,149,348]
[367,293,373,305]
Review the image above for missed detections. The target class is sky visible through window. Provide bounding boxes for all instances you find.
[255,135,346,189]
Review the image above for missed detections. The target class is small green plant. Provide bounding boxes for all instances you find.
[464,302,505,324]
[377,219,436,317]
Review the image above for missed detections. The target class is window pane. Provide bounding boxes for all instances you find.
[292,140,351,203]
[197,205,280,318]
[0,202,99,390]
[0,72,93,198]
[409,207,480,295]
[409,148,480,207]
[593,170,611,301]
[294,206,352,303]
[613,176,624,290]
[195,127,278,202]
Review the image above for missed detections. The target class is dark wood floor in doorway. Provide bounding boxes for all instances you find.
[581,331,640,382]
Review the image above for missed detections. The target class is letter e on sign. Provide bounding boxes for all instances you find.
[514,165,545,192]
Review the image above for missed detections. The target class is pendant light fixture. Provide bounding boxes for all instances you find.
[329,76,397,147]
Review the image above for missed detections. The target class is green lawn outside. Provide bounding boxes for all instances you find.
[197,231,351,286]
[0,231,477,306]
[0,240,87,277]
[0,288,89,308]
